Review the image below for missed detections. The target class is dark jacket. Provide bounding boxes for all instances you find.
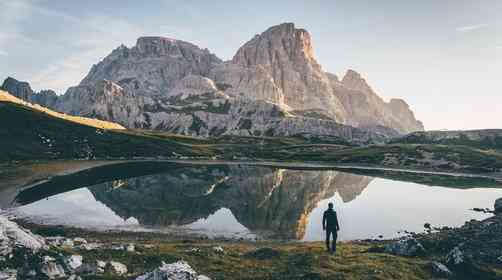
[323,209,340,231]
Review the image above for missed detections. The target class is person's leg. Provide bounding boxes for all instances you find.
[325,229,332,251]
[332,232,338,253]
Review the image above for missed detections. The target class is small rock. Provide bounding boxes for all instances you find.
[65,255,83,271]
[186,247,201,254]
[40,256,66,279]
[62,239,74,248]
[106,261,128,276]
[446,246,465,266]
[73,237,87,245]
[126,243,135,252]
[45,236,65,247]
[0,269,17,280]
[212,246,224,254]
[384,238,426,257]
[494,198,502,214]
[430,261,452,277]
[111,244,125,250]
[79,242,102,251]
[497,256,502,263]
[135,261,211,280]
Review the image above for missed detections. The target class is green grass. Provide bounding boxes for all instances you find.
[0,102,214,161]
[51,239,433,280]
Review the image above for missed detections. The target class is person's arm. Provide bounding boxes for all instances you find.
[322,211,327,230]
[335,212,340,231]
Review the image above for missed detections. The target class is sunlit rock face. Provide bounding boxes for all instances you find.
[39,77,383,143]
[87,166,372,239]
[329,70,424,134]
[80,37,222,97]
[210,23,347,122]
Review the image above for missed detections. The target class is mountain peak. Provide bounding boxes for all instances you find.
[341,69,373,94]
[232,22,315,67]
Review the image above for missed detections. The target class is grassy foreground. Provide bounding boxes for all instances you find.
[25,224,431,280]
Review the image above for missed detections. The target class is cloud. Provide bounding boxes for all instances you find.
[0,50,7,56]
[456,23,488,33]
[0,1,145,93]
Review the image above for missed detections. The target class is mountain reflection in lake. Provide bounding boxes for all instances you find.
[11,164,502,241]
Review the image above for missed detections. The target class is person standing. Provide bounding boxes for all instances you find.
[322,202,340,253]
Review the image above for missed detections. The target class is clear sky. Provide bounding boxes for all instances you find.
[1,0,500,130]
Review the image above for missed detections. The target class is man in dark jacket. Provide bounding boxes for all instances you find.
[323,202,340,253]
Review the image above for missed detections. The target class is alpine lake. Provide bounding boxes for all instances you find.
[2,161,502,242]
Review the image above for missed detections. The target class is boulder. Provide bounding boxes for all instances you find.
[430,261,452,277]
[126,243,135,252]
[0,216,45,253]
[136,261,211,280]
[106,261,128,276]
[494,198,502,214]
[212,246,224,254]
[384,238,426,257]
[61,239,74,248]
[79,242,102,251]
[45,236,65,247]
[40,256,66,279]
[446,246,465,266]
[73,238,87,245]
[0,270,17,280]
[65,255,83,271]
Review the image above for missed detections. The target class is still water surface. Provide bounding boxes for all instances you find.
[9,164,502,241]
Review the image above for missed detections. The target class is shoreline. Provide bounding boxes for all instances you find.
[4,158,502,192]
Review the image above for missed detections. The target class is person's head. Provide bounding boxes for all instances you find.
[328,202,334,209]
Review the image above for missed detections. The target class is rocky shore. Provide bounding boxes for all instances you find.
[0,215,211,279]
[377,198,502,279]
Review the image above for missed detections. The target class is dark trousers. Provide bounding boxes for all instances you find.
[325,229,338,252]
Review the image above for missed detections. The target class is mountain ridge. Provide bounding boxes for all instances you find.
[1,22,423,138]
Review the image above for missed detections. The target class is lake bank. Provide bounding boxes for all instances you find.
[2,209,502,279]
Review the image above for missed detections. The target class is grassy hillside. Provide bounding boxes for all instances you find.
[0,101,213,161]
[0,89,124,129]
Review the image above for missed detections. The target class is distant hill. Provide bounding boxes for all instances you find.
[391,130,502,150]
[0,90,211,161]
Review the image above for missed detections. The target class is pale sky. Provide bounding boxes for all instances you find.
[1,0,500,130]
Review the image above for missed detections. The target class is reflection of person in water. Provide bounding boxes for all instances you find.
[322,202,340,253]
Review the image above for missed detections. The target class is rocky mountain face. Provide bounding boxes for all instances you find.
[330,70,424,134]
[1,23,424,140]
[209,23,347,122]
[1,77,59,109]
[80,37,222,97]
